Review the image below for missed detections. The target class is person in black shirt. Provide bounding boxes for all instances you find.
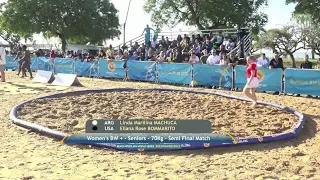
[300,55,313,69]
[173,49,184,63]
[269,55,284,69]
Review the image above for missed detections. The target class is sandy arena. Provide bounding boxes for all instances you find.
[1,71,320,180]
[18,91,299,138]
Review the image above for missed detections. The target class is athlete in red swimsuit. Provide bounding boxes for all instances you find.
[243,56,259,107]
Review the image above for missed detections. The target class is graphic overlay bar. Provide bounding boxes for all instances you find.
[85,119,212,133]
[63,133,235,144]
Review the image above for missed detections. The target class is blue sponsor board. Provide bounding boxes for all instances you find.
[235,65,283,92]
[157,63,191,85]
[54,58,75,74]
[193,64,232,88]
[127,61,156,81]
[284,68,320,96]
[99,59,125,78]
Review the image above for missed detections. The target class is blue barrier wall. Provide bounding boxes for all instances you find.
[127,61,156,82]
[75,60,99,77]
[99,60,125,79]
[235,65,283,92]
[157,63,191,85]
[193,64,232,88]
[284,68,320,96]
[54,58,75,74]
[5,56,17,70]
[4,56,320,96]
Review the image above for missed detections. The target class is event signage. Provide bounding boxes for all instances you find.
[126,61,156,82]
[284,68,320,96]
[234,65,283,92]
[193,64,232,88]
[99,59,125,78]
[4,56,320,97]
[157,63,191,85]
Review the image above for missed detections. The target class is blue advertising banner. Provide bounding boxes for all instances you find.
[193,64,233,88]
[30,57,38,71]
[54,58,75,74]
[157,63,191,85]
[127,61,156,81]
[99,60,125,78]
[37,57,51,71]
[5,56,17,70]
[75,60,99,77]
[234,65,283,92]
[284,68,320,96]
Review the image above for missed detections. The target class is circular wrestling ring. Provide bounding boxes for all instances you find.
[9,88,305,151]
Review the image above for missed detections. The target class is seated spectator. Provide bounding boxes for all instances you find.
[206,50,220,65]
[156,51,167,63]
[217,44,227,55]
[219,53,227,65]
[115,51,124,60]
[269,55,284,69]
[130,52,140,60]
[300,54,313,69]
[98,49,106,58]
[189,52,200,64]
[151,38,158,48]
[256,53,269,68]
[226,39,234,51]
[228,53,239,67]
[200,49,209,64]
[171,49,183,63]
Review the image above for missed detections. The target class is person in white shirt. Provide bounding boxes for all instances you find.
[151,39,158,48]
[156,51,166,63]
[0,46,6,82]
[206,50,220,65]
[189,52,200,64]
[256,53,269,68]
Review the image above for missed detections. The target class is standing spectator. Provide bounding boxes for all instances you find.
[49,50,55,70]
[300,55,313,69]
[316,58,320,69]
[227,53,239,67]
[269,55,284,69]
[189,52,200,64]
[142,25,154,45]
[256,53,269,68]
[200,49,209,64]
[206,50,220,65]
[0,46,6,82]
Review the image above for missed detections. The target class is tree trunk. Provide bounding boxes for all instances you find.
[311,48,315,59]
[61,37,67,53]
[9,43,13,52]
[288,53,296,68]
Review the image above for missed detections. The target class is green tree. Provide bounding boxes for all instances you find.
[255,26,304,68]
[1,0,121,52]
[291,13,320,58]
[143,0,268,33]
[286,0,320,23]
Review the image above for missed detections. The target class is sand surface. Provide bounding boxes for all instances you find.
[1,71,320,180]
[18,91,298,138]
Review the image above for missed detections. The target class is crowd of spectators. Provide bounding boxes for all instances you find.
[108,32,250,66]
